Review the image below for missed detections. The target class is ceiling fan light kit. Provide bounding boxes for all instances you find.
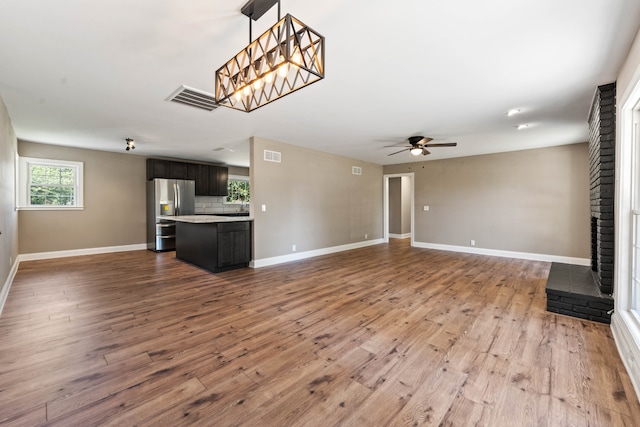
[215,0,325,112]
[385,136,457,157]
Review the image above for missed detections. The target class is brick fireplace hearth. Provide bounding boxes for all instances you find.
[545,82,616,323]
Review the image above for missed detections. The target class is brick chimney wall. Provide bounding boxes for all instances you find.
[588,82,616,295]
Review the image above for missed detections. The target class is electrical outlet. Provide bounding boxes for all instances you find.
[292,244,296,252]
[365,234,368,240]
[9,256,12,266]
[470,240,476,246]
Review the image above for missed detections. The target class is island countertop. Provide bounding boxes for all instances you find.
[160,215,254,223]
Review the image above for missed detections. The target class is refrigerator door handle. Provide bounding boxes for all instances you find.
[176,182,181,215]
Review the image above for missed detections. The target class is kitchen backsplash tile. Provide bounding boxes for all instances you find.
[194,196,248,214]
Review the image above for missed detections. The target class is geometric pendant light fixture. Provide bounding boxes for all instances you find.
[215,0,325,112]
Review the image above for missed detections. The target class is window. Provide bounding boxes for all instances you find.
[633,210,640,312]
[18,157,84,209]
[632,119,640,315]
[225,175,250,205]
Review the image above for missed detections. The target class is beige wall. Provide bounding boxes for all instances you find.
[0,96,19,291]
[384,143,590,258]
[250,137,383,260]
[401,176,411,235]
[389,177,412,235]
[228,166,249,177]
[18,141,147,254]
[389,177,402,234]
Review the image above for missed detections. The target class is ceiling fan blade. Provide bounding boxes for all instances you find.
[388,148,411,156]
[408,136,432,145]
[383,144,411,148]
[423,143,457,147]
[422,148,431,156]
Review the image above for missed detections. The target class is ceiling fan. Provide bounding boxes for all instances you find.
[385,136,457,156]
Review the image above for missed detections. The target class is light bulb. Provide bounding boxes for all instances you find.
[292,49,302,67]
[243,86,251,96]
[234,91,242,101]
[265,72,273,83]
[278,63,288,77]
[410,147,422,156]
[253,79,262,90]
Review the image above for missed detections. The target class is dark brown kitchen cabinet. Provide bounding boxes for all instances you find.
[147,158,168,180]
[188,163,211,196]
[208,166,228,197]
[168,161,188,179]
[217,222,250,268]
[175,220,251,272]
[148,159,228,196]
[147,159,188,180]
[216,166,228,196]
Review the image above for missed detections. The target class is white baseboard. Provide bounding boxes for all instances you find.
[412,241,590,265]
[389,233,411,239]
[19,243,148,262]
[611,311,640,401]
[0,256,21,316]
[251,239,385,268]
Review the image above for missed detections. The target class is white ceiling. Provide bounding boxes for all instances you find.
[0,0,639,168]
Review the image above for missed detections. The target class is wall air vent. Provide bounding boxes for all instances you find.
[264,150,281,163]
[352,166,362,175]
[167,85,219,111]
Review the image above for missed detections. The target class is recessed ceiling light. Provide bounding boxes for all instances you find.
[507,109,521,116]
[517,124,530,130]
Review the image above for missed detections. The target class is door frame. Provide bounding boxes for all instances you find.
[383,173,415,245]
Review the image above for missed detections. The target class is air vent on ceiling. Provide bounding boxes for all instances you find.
[352,166,362,175]
[167,85,219,111]
[264,150,281,163]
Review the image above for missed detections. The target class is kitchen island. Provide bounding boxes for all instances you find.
[165,215,253,273]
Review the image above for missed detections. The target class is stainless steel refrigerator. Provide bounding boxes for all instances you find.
[146,178,195,251]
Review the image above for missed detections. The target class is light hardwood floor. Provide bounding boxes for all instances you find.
[1,240,639,426]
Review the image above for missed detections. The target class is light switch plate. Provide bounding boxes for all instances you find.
[423,206,429,211]
[261,204,266,212]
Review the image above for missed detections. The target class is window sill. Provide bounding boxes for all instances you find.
[17,206,84,211]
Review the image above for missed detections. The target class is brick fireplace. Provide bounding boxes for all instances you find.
[545,82,616,323]
[589,82,616,295]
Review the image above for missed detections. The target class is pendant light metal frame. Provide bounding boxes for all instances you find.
[214,1,325,112]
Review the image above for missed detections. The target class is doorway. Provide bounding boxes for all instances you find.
[383,173,415,245]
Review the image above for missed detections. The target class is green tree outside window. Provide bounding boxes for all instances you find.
[29,165,76,206]
[226,179,250,204]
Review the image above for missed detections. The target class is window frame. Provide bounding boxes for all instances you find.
[17,156,84,210]
[224,175,250,205]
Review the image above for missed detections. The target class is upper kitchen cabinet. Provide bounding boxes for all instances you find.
[169,161,188,180]
[208,166,228,197]
[147,158,167,180]
[216,166,228,196]
[147,159,188,180]
[148,158,228,196]
[188,163,211,196]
